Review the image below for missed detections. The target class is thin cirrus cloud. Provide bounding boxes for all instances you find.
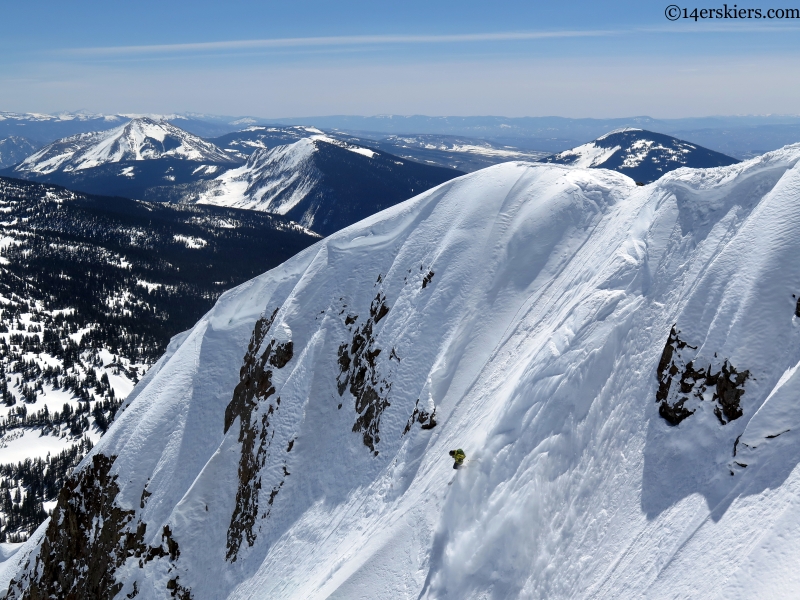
[64,30,621,56]
[58,23,800,61]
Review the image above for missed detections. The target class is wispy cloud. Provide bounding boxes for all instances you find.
[60,23,800,59]
[66,30,620,56]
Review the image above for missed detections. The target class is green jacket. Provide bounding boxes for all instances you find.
[452,449,466,464]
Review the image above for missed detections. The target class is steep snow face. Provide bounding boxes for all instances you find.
[7,147,800,599]
[193,136,461,235]
[196,138,321,216]
[543,128,739,183]
[13,118,235,175]
[197,136,381,214]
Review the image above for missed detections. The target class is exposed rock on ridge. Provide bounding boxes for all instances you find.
[656,325,750,425]
[224,309,293,561]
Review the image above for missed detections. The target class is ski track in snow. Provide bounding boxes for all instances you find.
[6,146,800,598]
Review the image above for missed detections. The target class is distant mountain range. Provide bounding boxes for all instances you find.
[0,175,319,541]
[4,110,800,159]
[327,133,548,172]
[3,118,243,199]
[263,114,800,158]
[541,128,739,183]
[209,125,326,160]
[186,135,462,235]
[3,120,464,235]
[209,128,547,172]
[0,112,242,145]
[2,120,745,211]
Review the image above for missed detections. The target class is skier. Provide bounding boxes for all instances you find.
[449,449,466,469]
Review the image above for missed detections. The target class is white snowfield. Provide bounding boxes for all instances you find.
[196,138,321,215]
[549,128,642,168]
[7,146,800,599]
[195,136,377,225]
[550,128,701,172]
[549,142,621,168]
[14,117,233,175]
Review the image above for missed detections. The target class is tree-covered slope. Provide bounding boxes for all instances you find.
[0,176,319,542]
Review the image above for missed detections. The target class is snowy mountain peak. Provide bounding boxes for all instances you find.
[309,134,377,157]
[542,128,739,183]
[192,136,373,219]
[0,111,125,123]
[190,136,459,235]
[13,118,236,176]
[596,126,643,140]
[5,145,800,598]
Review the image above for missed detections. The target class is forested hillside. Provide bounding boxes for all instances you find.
[0,176,319,540]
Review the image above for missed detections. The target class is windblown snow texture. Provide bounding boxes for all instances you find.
[192,136,462,235]
[542,128,739,183]
[6,146,800,598]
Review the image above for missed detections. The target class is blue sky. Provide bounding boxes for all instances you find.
[1,0,798,118]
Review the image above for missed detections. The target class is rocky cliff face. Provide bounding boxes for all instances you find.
[4,147,800,599]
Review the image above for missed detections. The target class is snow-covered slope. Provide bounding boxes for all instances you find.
[2,118,242,200]
[192,136,461,235]
[197,137,320,213]
[542,128,739,183]
[13,117,234,176]
[210,125,328,160]
[371,133,549,172]
[6,146,800,598]
[211,127,547,173]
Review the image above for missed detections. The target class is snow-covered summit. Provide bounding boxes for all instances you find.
[596,126,642,140]
[13,117,235,176]
[210,126,346,160]
[0,111,124,123]
[196,137,321,214]
[191,136,460,235]
[6,145,800,598]
[542,128,739,183]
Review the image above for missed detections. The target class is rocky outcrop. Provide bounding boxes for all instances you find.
[224,309,293,562]
[336,293,392,454]
[403,399,437,434]
[5,454,190,599]
[656,325,750,426]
